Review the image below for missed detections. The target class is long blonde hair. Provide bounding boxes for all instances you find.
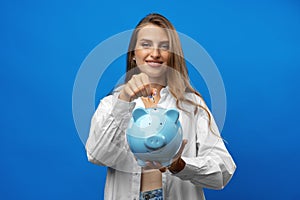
[126,13,215,132]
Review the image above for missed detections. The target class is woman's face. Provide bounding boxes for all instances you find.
[134,24,170,85]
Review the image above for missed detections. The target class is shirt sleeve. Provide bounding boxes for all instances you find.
[172,101,236,190]
[85,92,141,173]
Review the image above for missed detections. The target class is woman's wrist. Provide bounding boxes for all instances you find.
[168,158,186,174]
[118,91,131,102]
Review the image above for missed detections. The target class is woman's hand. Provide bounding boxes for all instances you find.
[143,139,188,173]
[166,139,188,173]
[119,73,152,102]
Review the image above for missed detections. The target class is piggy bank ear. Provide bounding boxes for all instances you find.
[132,108,148,122]
[165,109,179,123]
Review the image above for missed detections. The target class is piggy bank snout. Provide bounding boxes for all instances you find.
[145,135,166,150]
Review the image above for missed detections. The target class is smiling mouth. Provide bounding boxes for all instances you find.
[146,60,164,67]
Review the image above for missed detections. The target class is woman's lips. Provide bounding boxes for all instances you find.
[146,61,163,67]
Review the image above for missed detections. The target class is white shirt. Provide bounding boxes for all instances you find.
[86,86,236,200]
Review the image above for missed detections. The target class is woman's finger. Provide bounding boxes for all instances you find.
[135,76,148,97]
[140,73,152,96]
[144,161,163,169]
[127,79,140,100]
[159,167,167,173]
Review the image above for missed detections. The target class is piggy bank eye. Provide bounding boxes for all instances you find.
[160,122,162,125]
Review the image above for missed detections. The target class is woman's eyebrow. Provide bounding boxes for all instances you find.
[139,38,152,42]
[139,38,169,43]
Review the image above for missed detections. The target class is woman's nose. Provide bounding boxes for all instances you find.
[150,47,161,58]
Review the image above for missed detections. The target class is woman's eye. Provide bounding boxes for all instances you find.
[141,43,151,48]
[160,44,169,50]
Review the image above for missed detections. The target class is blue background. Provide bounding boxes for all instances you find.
[1,0,299,199]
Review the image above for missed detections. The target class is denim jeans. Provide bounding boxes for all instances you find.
[140,188,163,200]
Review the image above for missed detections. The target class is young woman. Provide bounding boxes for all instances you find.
[86,13,236,200]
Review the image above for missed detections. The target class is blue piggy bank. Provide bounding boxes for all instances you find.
[126,107,183,167]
